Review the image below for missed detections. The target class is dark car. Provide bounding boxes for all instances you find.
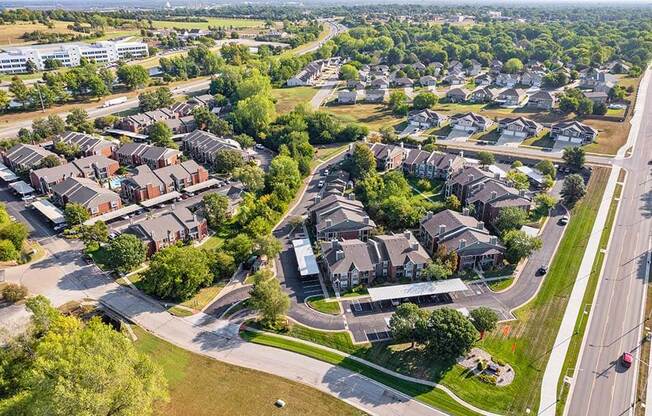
[537,266,548,276]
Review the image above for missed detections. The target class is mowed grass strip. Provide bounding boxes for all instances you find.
[132,326,366,416]
[307,295,341,315]
[241,329,482,416]
[555,175,624,414]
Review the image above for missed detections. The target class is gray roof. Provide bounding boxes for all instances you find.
[182,130,242,155]
[52,177,120,209]
[404,150,463,171]
[466,179,530,206]
[124,165,164,189]
[447,165,493,187]
[499,116,542,131]
[56,131,114,155]
[421,209,481,239]
[5,144,56,169]
[321,239,378,274]
[131,206,201,242]
[374,232,430,267]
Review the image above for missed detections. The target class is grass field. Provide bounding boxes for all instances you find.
[324,103,405,131]
[243,167,611,415]
[132,326,365,416]
[150,18,264,30]
[272,86,318,113]
[307,295,341,315]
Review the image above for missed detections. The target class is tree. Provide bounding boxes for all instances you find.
[224,233,254,264]
[139,87,173,111]
[116,64,150,90]
[105,234,146,274]
[503,58,524,74]
[1,282,28,303]
[148,121,176,148]
[232,94,276,138]
[593,102,608,116]
[9,77,29,108]
[207,249,236,281]
[477,151,495,167]
[77,221,108,249]
[388,303,429,347]
[424,308,478,359]
[422,260,453,280]
[266,155,301,193]
[236,69,272,100]
[141,245,213,301]
[562,147,586,172]
[0,239,17,261]
[339,64,359,80]
[66,108,93,133]
[349,142,376,179]
[0,297,168,415]
[534,193,557,214]
[469,307,499,337]
[249,269,290,327]
[214,148,244,173]
[379,125,399,143]
[412,92,438,110]
[254,234,283,259]
[203,193,230,229]
[233,164,265,193]
[577,98,593,116]
[506,169,530,190]
[0,90,10,112]
[445,194,461,211]
[388,90,408,115]
[502,229,543,263]
[63,203,90,226]
[494,206,528,235]
[535,160,556,178]
[561,174,587,206]
[0,221,28,251]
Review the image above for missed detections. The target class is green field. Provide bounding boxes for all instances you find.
[272,86,318,114]
[132,326,365,416]
[150,18,264,30]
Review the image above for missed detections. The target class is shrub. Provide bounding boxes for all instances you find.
[478,374,497,385]
[2,283,28,303]
[417,178,432,191]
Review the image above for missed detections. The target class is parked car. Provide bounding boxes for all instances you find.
[559,216,569,225]
[318,180,325,188]
[621,352,633,368]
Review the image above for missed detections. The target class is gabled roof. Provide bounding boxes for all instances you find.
[499,116,542,131]
[52,177,119,209]
[421,209,481,239]
[451,112,492,125]
[529,90,555,101]
[321,239,378,274]
[5,144,56,168]
[552,120,597,135]
[130,206,201,242]
[466,179,530,206]
[374,232,430,266]
[408,109,448,123]
[446,165,493,187]
[56,131,114,154]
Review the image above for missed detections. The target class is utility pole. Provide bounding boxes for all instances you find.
[35,81,45,113]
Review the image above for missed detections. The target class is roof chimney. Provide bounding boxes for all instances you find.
[448,158,453,167]
[477,221,484,230]
[459,239,467,249]
[460,151,464,158]
[335,249,344,261]
[468,174,474,183]
[427,211,433,220]
[411,241,419,251]
[519,189,526,197]
[462,207,470,216]
[348,193,355,200]
[490,191,497,200]
[325,218,332,228]
[315,195,321,203]
[404,231,411,240]
[418,144,422,150]
[494,172,501,179]
[363,216,370,225]
[400,142,404,148]
[439,224,446,235]
[490,236,498,246]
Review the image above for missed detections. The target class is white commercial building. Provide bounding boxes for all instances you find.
[0,40,149,74]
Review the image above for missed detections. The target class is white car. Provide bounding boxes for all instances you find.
[318,180,325,188]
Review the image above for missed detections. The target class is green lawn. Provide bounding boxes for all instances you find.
[324,103,405,131]
[86,245,112,270]
[487,277,514,292]
[243,167,611,415]
[132,326,364,416]
[406,176,445,203]
[241,329,481,416]
[307,295,341,315]
[521,131,555,149]
[555,176,623,414]
[150,18,265,30]
[272,86,319,114]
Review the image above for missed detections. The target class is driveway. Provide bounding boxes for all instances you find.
[446,129,473,142]
[495,132,526,147]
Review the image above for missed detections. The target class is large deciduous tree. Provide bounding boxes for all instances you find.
[105,233,147,274]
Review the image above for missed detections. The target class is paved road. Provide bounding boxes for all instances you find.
[566,74,652,416]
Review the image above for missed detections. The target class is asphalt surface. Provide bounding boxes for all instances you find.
[566,79,652,416]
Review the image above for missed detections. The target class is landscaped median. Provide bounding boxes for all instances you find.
[240,327,490,416]
[306,295,341,315]
[239,167,611,416]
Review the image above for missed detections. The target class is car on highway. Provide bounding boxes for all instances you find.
[537,266,548,276]
[621,352,633,368]
[559,216,569,225]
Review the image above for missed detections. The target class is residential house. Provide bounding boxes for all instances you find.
[413,62,426,71]
[2,144,59,172]
[550,121,598,144]
[182,130,244,167]
[446,87,471,103]
[444,165,494,203]
[583,91,609,104]
[579,68,616,91]
[419,75,437,87]
[497,117,543,139]
[527,90,556,110]
[450,112,494,134]
[490,59,503,74]
[115,143,181,169]
[118,108,176,133]
[465,59,482,76]
[347,79,366,90]
[469,86,500,103]
[51,176,122,216]
[287,60,324,86]
[54,131,115,158]
[129,207,208,256]
[520,71,544,88]
[448,60,463,74]
[443,73,466,85]
[418,209,504,270]
[466,179,532,227]
[475,73,493,86]
[337,89,358,104]
[393,77,414,87]
[365,89,388,103]
[161,116,197,134]
[368,143,408,171]
[408,109,448,128]
[122,160,208,203]
[320,231,430,289]
[310,194,376,241]
[496,73,520,88]
[496,88,528,107]
[369,77,390,90]
[402,150,465,180]
[428,62,444,76]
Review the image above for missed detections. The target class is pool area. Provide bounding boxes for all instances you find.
[108,176,127,190]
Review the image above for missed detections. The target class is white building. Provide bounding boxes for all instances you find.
[0,40,149,74]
